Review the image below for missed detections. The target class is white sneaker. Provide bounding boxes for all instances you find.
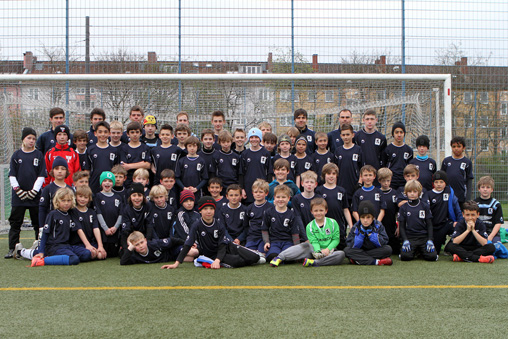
[13,243,24,260]
[30,239,39,250]
[256,256,266,265]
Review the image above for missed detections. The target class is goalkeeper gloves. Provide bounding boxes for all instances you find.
[426,240,435,253]
[402,240,411,253]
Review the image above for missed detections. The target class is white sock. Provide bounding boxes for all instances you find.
[375,259,380,265]
[20,248,34,260]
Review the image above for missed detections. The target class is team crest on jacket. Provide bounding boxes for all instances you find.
[429,163,434,170]
[443,194,449,201]
[403,152,409,160]
[127,154,132,159]
[201,231,206,236]
[460,163,466,170]
[307,135,312,142]
[322,194,327,198]
[34,158,39,166]
[260,157,266,164]
[232,159,237,166]
[115,199,120,207]
[315,159,320,164]
[154,250,161,257]
[18,159,22,163]
[239,212,245,219]
[325,228,331,235]
[197,163,202,171]
[271,217,276,222]
[419,211,425,218]
[337,193,343,200]
[250,212,254,217]
[171,154,177,161]
[154,213,158,218]
[375,193,380,201]
[70,221,76,228]
[375,138,381,145]
[163,238,169,244]
[141,152,146,159]
[283,218,290,227]
[352,154,358,161]
[213,230,219,238]
[305,162,311,169]
[132,218,136,222]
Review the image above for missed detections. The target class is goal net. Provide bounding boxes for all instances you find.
[0,73,451,225]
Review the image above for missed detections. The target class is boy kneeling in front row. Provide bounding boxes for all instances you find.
[162,196,263,269]
[444,200,496,263]
[344,200,393,265]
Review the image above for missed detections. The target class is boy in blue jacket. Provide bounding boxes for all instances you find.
[344,200,393,265]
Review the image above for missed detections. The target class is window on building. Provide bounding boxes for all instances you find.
[463,92,473,104]
[479,92,489,105]
[259,88,271,101]
[308,91,317,103]
[481,139,489,151]
[325,90,334,102]
[279,116,292,126]
[28,88,39,100]
[280,90,290,102]
[501,102,508,116]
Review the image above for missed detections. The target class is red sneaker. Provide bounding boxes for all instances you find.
[377,257,393,266]
[31,257,45,267]
[478,255,494,264]
[453,254,463,262]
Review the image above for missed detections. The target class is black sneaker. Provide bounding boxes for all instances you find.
[4,249,14,259]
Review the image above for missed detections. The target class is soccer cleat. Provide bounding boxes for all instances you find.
[13,243,24,260]
[303,258,315,267]
[377,257,393,266]
[478,255,495,264]
[453,254,463,262]
[4,249,14,259]
[349,258,359,265]
[31,257,45,267]
[270,257,282,267]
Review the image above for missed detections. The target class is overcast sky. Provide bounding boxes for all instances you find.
[1,0,506,66]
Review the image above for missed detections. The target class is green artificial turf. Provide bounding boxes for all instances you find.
[1,232,507,338]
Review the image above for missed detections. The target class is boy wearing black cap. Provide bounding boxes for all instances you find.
[381,121,413,189]
[44,124,81,187]
[344,200,393,265]
[5,127,46,259]
[427,171,463,254]
[409,135,436,191]
[162,196,262,269]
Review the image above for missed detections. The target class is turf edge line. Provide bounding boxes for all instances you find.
[1,285,508,291]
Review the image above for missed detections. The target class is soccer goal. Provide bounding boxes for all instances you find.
[0,73,451,224]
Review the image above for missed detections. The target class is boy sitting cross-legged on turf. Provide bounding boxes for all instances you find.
[16,187,93,266]
[121,231,198,265]
[162,196,263,269]
[344,200,393,266]
[427,171,462,254]
[444,200,495,263]
[263,185,303,263]
[398,180,437,262]
[475,176,504,243]
[244,179,272,253]
[269,198,346,267]
[267,158,300,205]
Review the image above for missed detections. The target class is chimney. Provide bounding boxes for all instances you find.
[23,51,34,72]
[460,57,468,75]
[148,51,157,64]
[312,54,318,72]
[379,55,386,73]
[267,52,272,72]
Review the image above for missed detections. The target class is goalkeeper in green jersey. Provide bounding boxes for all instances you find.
[269,198,345,267]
